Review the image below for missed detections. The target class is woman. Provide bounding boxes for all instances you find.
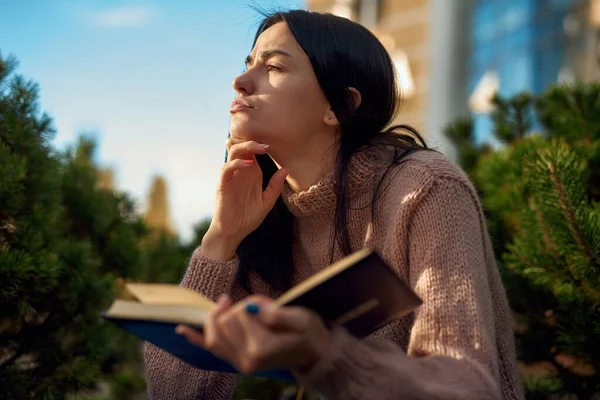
[144,9,524,400]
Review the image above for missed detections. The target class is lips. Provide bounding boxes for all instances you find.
[230,98,254,113]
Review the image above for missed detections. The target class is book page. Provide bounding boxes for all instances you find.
[125,283,216,310]
[105,300,208,327]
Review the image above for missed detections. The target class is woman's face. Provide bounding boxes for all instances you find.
[229,21,332,147]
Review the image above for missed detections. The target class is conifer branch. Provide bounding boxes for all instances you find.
[533,201,561,260]
[547,161,591,261]
[0,348,26,371]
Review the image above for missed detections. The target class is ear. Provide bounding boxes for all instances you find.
[323,87,362,127]
[323,107,339,127]
[347,87,362,110]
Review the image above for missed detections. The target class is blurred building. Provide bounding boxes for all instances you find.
[468,0,599,143]
[96,168,115,191]
[144,175,175,236]
[308,0,600,153]
[307,0,431,130]
[95,168,176,236]
[307,0,473,157]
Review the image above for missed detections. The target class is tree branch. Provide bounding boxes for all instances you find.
[547,161,592,261]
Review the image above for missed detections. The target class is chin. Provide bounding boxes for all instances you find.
[230,122,273,143]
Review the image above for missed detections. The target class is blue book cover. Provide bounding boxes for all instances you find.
[104,315,297,382]
[102,249,422,382]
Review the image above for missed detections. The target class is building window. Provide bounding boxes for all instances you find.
[468,0,584,143]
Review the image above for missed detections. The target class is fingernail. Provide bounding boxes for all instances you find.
[217,293,230,305]
[243,160,253,165]
[259,144,269,149]
[175,325,184,335]
[246,303,260,315]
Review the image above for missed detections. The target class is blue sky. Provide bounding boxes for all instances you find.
[1,0,304,240]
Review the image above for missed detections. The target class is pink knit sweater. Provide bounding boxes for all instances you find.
[143,147,524,400]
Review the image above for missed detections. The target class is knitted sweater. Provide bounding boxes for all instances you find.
[143,147,524,400]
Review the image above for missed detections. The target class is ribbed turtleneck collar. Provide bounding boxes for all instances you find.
[281,146,390,218]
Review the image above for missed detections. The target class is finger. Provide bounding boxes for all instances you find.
[175,325,205,347]
[227,135,246,146]
[218,297,272,372]
[203,295,236,353]
[236,321,303,374]
[228,295,274,335]
[218,314,246,353]
[227,135,258,149]
[228,141,269,162]
[217,310,250,365]
[235,305,274,374]
[215,295,272,347]
[225,138,234,153]
[216,295,271,334]
[254,304,316,333]
[225,137,248,156]
[262,168,288,210]
[215,293,233,312]
[175,294,232,347]
[221,159,254,182]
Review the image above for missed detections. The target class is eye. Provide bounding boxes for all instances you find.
[266,64,282,72]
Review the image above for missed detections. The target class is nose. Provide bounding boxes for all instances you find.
[232,70,254,95]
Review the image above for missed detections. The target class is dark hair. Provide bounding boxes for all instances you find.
[235,10,427,293]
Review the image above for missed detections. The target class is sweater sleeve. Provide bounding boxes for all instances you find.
[296,176,506,400]
[143,248,243,400]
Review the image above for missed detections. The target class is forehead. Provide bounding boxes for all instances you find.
[252,21,297,53]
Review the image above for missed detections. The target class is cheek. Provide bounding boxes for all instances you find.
[266,81,325,126]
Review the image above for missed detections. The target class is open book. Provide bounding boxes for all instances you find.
[102,248,422,381]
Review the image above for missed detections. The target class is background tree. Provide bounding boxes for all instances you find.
[444,84,600,399]
[141,219,210,285]
[0,52,148,400]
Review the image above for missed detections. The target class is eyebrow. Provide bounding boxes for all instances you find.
[245,49,293,66]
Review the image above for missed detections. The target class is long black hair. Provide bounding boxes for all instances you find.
[234,10,427,293]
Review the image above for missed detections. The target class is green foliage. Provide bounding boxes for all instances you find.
[140,220,210,284]
[522,375,564,400]
[0,52,153,399]
[443,116,491,176]
[0,50,318,400]
[108,369,146,400]
[491,92,535,142]
[445,82,600,399]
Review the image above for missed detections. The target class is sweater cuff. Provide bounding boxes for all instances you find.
[179,247,239,302]
[296,327,392,398]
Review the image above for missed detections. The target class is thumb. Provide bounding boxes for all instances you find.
[262,168,288,211]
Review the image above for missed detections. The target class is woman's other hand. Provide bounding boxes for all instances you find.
[175,295,331,376]
[201,138,288,261]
